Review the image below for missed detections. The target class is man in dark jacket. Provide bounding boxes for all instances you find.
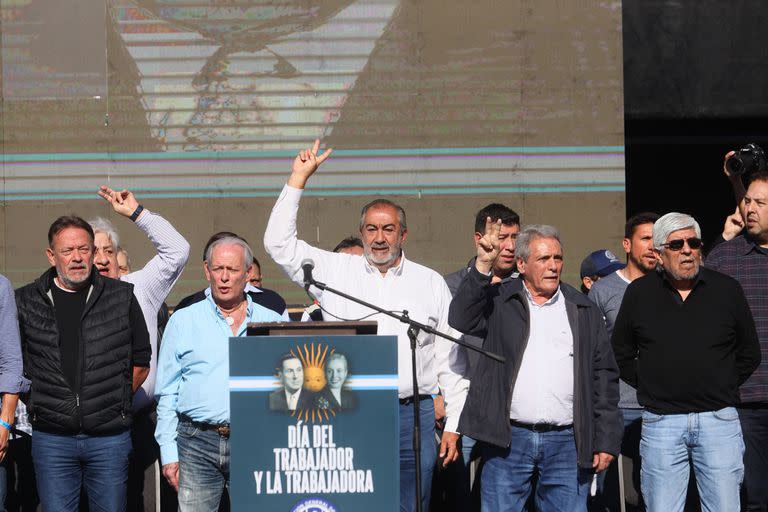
[448,221,622,512]
[15,215,150,512]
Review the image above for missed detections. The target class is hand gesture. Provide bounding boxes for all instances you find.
[475,217,502,275]
[97,185,141,219]
[722,206,745,241]
[288,139,333,189]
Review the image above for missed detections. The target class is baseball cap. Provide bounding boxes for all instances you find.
[580,249,625,279]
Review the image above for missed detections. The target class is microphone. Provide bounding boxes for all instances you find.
[301,259,315,288]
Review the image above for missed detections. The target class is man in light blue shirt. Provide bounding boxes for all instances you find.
[154,236,282,510]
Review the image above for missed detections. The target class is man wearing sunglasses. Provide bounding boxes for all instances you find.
[612,212,761,512]
[706,170,768,511]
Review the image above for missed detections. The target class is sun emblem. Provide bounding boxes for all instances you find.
[291,342,336,423]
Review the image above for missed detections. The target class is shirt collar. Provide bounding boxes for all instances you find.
[742,234,768,255]
[522,282,562,307]
[204,287,254,320]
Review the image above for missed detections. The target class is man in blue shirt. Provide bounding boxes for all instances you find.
[154,236,283,511]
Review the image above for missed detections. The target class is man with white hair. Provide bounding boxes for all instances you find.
[612,212,761,512]
[154,236,282,510]
[448,221,621,512]
[89,186,190,511]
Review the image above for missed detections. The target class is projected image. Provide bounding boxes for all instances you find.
[108,0,399,151]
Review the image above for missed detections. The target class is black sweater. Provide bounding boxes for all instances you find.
[612,267,761,414]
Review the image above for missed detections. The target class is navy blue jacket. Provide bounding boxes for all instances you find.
[448,267,622,468]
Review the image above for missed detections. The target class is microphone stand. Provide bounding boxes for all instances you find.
[304,276,504,512]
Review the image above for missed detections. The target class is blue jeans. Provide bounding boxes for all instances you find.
[176,420,230,512]
[481,425,591,512]
[399,399,436,512]
[31,430,132,512]
[640,407,744,512]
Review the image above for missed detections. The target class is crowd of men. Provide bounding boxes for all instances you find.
[0,141,765,512]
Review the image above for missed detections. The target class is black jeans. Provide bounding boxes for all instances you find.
[739,404,768,512]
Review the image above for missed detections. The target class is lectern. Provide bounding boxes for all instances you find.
[229,321,399,511]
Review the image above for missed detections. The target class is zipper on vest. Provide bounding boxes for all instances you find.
[76,393,82,429]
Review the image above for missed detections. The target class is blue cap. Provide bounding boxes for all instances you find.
[580,249,625,279]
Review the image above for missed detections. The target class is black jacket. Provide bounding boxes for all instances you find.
[448,267,622,468]
[15,267,149,435]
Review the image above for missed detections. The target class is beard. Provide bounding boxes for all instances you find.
[364,241,402,268]
[58,265,92,290]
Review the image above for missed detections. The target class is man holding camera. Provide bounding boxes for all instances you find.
[707,163,768,511]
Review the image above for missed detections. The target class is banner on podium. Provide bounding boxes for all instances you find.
[229,334,399,511]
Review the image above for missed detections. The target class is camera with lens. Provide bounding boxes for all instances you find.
[725,143,767,176]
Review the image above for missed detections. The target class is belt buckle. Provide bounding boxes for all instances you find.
[216,425,231,438]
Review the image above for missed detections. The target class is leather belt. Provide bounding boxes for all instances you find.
[399,394,433,405]
[510,420,572,433]
[178,413,230,438]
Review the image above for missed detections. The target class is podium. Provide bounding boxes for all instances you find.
[229,321,399,511]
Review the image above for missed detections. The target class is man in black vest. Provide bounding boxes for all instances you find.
[15,216,151,512]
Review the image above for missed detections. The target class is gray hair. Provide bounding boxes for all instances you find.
[652,213,701,250]
[515,224,562,262]
[88,217,120,249]
[205,236,254,269]
[359,199,407,231]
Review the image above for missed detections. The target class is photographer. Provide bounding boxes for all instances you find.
[707,150,768,511]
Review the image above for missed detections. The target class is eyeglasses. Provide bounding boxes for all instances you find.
[661,237,703,251]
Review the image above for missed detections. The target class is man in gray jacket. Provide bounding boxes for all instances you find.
[448,221,622,512]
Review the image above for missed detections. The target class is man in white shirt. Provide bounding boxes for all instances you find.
[264,140,468,512]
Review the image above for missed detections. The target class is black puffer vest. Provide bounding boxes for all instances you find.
[15,267,136,435]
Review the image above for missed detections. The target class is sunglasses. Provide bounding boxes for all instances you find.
[661,237,703,251]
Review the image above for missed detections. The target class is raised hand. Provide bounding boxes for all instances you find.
[722,205,745,241]
[287,139,333,189]
[97,185,141,219]
[723,150,737,179]
[475,217,502,274]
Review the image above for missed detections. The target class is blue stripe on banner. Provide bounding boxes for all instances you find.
[1,145,625,162]
[229,374,399,392]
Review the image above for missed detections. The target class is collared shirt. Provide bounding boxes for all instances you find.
[509,286,574,425]
[264,184,469,433]
[121,209,190,411]
[154,291,282,465]
[285,389,300,410]
[706,234,768,403]
[0,274,29,437]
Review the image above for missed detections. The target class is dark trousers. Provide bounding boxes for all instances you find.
[0,434,40,512]
[739,405,768,512]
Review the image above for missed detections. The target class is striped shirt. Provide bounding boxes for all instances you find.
[706,234,768,404]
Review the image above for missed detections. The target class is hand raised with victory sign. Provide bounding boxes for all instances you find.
[287,139,333,190]
[475,217,503,275]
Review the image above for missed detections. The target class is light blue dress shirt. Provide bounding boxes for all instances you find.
[155,290,282,464]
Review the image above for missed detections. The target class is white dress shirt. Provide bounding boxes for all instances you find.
[264,184,469,432]
[509,286,575,425]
